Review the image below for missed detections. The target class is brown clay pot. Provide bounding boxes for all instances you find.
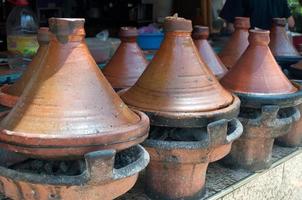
[119,16,243,200]
[269,18,301,58]
[221,30,302,171]
[192,26,228,79]
[0,18,149,159]
[144,119,242,200]
[221,29,297,95]
[0,145,149,200]
[0,27,50,108]
[218,17,250,69]
[120,16,235,128]
[102,27,148,90]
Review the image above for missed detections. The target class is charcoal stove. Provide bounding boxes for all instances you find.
[0,145,149,200]
[221,29,302,171]
[119,15,243,200]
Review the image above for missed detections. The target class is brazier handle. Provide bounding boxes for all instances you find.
[85,145,149,184]
[113,145,149,180]
[271,106,300,138]
[207,118,243,147]
[226,118,243,143]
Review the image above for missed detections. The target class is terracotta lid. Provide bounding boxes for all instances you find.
[102,27,148,90]
[120,16,234,125]
[5,27,51,98]
[219,17,250,69]
[221,29,297,95]
[0,18,149,158]
[192,26,228,79]
[269,18,301,58]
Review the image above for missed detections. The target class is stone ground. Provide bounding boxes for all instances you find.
[0,145,298,200]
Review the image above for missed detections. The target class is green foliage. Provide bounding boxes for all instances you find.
[288,0,302,16]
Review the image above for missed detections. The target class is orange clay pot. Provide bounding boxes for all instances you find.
[218,17,250,69]
[192,25,227,79]
[0,18,149,159]
[102,27,148,90]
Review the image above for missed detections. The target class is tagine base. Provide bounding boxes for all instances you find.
[114,145,301,200]
[0,145,149,200]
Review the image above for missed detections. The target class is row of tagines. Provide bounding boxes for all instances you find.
[0,16,300,200]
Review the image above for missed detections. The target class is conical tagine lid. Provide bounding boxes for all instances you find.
[0,18,149,158]
[269,18,301,58]
[221,29,297,95]
[0,27,50,107]
[103,27,148,90]
[120,16,234,126]
[192,25,228,79]
[219,17,250,69]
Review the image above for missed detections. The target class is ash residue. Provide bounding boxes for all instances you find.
[114,146,140,169]
[149,126,208,141]
[9,159,85,176]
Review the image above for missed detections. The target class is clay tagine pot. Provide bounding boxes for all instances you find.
[269,18,302,69]
[0,27,50,108]
[120,16,243,200]
[103,27,148,90]
[192,25,228,79]
[221,29,302,171]
[0,18,149,159]
[218,17,250,69]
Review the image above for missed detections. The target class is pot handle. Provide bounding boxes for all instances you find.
[85,145,149,183]
[226,118,243,143]
[270,106,300,138]
[113,145,149,180]
[207,118,243,147]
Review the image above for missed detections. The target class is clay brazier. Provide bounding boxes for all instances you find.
[221,29,302,171]
[0,18,149,159]
[103,27,148,90]
[219,17,250,69]
[192,25,228,79]
[0,27,50,108]
[120,16,243,200]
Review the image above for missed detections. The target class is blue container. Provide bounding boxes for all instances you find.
[137,32,164,50]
